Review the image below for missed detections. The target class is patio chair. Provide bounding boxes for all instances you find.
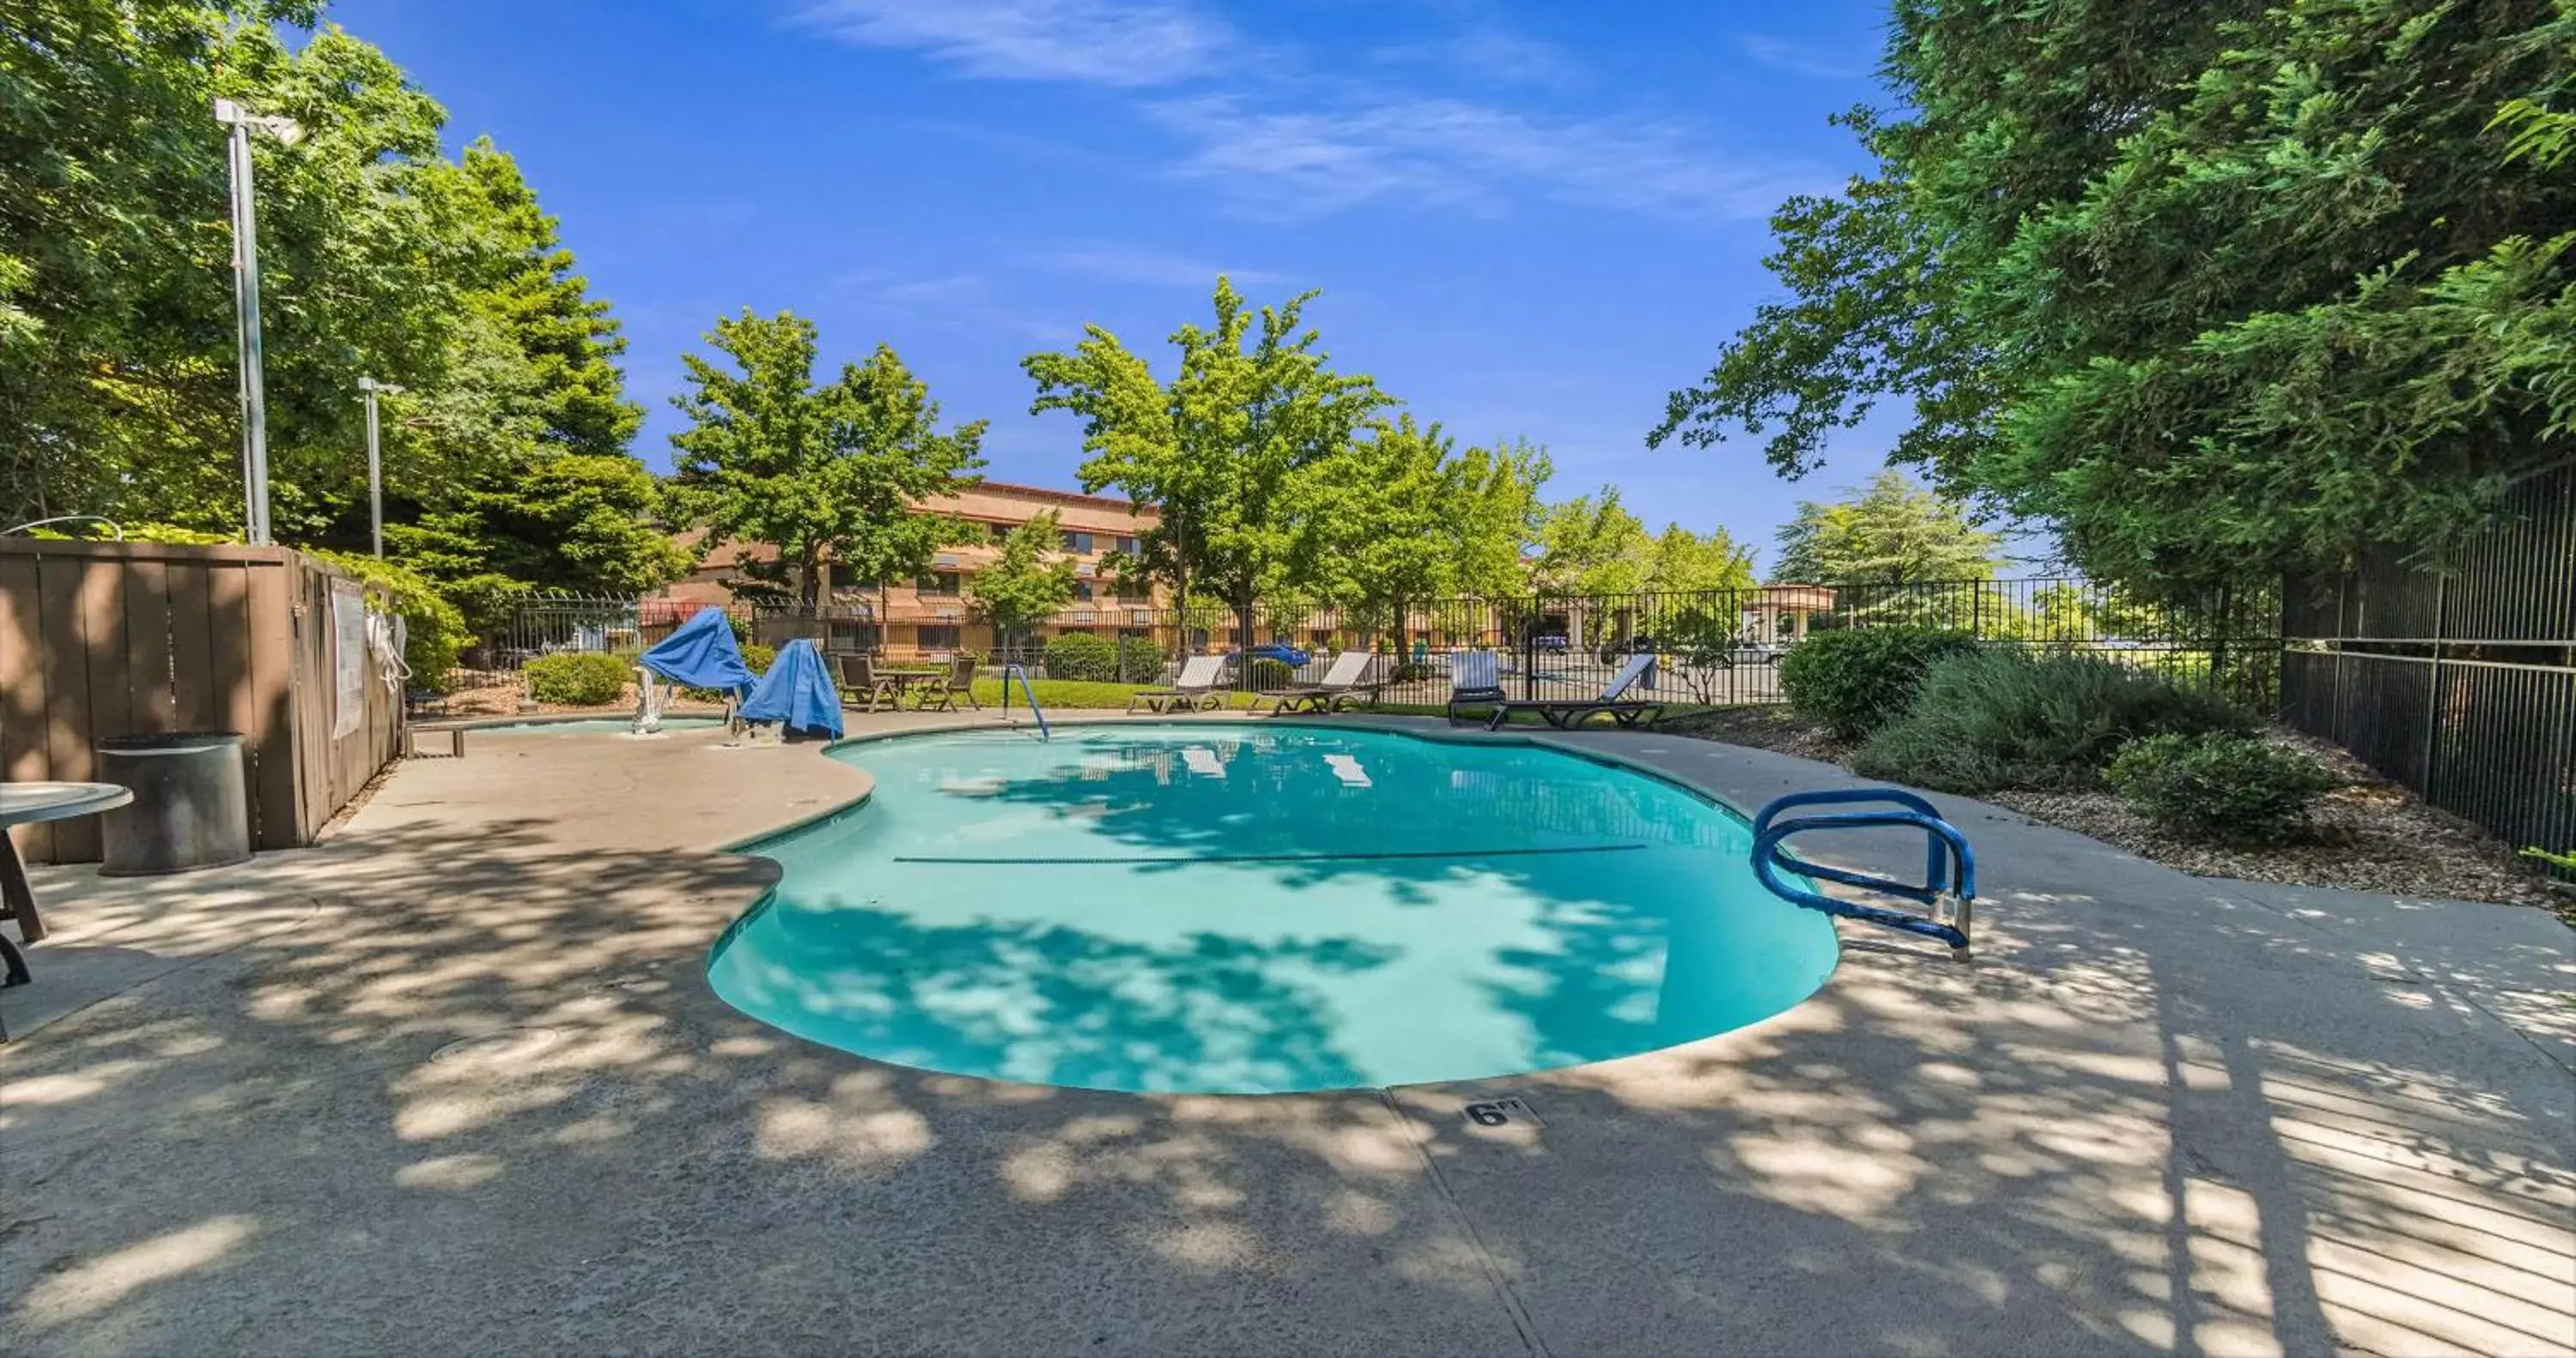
[1484,652,1664,731]
[1250,651,1379,714]
[914,655,980,713]
[1127,655,1227,713]
[838,653,902,712]
[1444,651,1506,724]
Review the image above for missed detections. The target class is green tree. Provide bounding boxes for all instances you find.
[2,5,481,531]
[1294,415,1455,643]
[1533,489,1650,596]
[671,311,985,609]
[1771,470,2001,585]
[967,510,1078,652]
[1441,437,1552,598]
[1643,523,1757,594]
[1025,276,1389,664]
[1653,0,2576,597]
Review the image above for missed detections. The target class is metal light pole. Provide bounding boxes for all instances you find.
[355,377,403,556]
[212,99,301,546]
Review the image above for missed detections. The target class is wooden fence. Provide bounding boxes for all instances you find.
[0,540,404,864]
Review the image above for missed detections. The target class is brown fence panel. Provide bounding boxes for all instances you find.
[0,540,403,864]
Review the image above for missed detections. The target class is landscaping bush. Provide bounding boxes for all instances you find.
[525,652,630,706]
[1777,627,1978,739]
[1042,632,1120,682]
[1116,634,1166,679]
[307,549,468,693]
[1851,649,2246,792]
[1390,660,1436,682]
[2107,733,2337,843]
[1249,657,1295,689]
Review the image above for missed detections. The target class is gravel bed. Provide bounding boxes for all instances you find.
[1666,706,2567,916]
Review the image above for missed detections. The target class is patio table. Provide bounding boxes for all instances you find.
[1,781,135,986]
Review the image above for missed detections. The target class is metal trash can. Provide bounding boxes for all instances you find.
[95,732,253,876]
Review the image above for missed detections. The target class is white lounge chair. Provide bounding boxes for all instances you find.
[1250,651,1379,714]
[1128,655,1227,713]
[1444,651,1505,724]
[1485,652,1663,731]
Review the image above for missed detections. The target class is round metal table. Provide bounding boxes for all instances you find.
[1,782,134,986]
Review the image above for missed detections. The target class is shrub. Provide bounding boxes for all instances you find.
[1852,649,2247,792]
[1777,627,1978,739]
[1116,634,1166,679]
[525,652,631,706]
[1389,661,1436,682]
[1249,657,1295,689]
[2108,733,2337,843]
[741,642,775,674]
[1042,632,1120,682]
[306,549,468,693]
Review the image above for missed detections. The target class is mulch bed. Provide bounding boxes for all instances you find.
[1662,706,2569,915]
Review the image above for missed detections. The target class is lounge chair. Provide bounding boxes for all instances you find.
[838,653,902,712]
[1444,651,1506,724]
[913,655,980,712]
[1485,652,1664,731]
[1249,651,1378,714]
[1128,655,1227,713]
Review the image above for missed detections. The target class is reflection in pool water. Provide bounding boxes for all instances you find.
[708,724,1838,1094]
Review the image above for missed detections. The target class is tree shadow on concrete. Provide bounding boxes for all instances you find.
[0,744,2568,1357]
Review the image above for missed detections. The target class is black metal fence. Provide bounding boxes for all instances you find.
[2281,459,2576,881]
[465,578,2275,709]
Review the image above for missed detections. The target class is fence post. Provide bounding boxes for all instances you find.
[2421,569,2446,795]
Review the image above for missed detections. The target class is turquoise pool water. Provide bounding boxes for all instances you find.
[480,716,722,736]
[707,725,1838,1094]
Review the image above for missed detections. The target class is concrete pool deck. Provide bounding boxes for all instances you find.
[2,712,2569,1355]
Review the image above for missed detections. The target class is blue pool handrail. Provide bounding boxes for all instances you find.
[999,664,1049,741]
[1751,788,1977,959]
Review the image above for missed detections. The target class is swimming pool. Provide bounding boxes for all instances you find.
[708,724,1838,1094]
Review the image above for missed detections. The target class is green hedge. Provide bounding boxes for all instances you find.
[1249,657,1294,689]
[525,652,631,706]
[1777,627,1978,739]
[2108,734,2336,843]
[1851,650,2246,793]
[1043,632,1120,682]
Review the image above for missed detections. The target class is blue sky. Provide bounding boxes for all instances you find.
[326,0,1906,573]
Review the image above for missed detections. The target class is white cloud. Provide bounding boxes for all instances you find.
[1041,246,1285,288]
[1370,26,1576,87]
[1149,95,1832,221]
[797,0,1225,88]
[1739,35,1869,81]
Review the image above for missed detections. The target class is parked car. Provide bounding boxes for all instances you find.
[1244,642,1312,669]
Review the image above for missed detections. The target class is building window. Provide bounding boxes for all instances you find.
[1071,580,1094,602]
[1309,629,1334,647]
[914,571,961,595]
[917,624,962,652]
[1114,536,1139,555]
[1060,530,1095,554]
[828,621,882,652]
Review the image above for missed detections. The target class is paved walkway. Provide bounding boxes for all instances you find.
[3,714,2568,1355]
